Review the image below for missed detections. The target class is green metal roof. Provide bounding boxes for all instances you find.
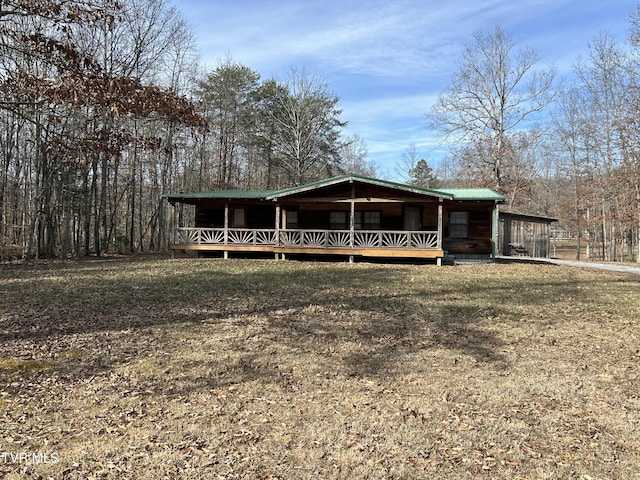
[433,188,505,202]
[164,175,504,203]
[164,190,277,201]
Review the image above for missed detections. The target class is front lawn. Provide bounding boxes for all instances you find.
[1,257,638,479]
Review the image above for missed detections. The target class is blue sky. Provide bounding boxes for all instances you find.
[174,0,638,178]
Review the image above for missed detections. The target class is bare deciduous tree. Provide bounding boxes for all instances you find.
[428,26,556,199]
[267,69,347,186]
[340,134,376,177]
[0,0,201,259]
[196,58,261,189]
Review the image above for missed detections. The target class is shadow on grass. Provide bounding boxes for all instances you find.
[0,257,627,386]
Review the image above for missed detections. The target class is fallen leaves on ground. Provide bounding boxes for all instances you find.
[0,256,639,479]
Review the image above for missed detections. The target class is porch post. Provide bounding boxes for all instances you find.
[350,184,356,248]
[275,204,281,260]
[169,201,176,259]
[224,201,229,259]
[224,201,229,244]
[437,201,443,249]
[436,201,444,266]
[491,202,499,261]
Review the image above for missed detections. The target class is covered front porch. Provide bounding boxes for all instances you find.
[172,226,443,260]
[169,193,445,261]
[164,174,504,264]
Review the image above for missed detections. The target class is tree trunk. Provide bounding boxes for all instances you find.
[129,151,136,253]
[100,152,108,253]
[83,167,91,256]
[63,187,71,259]
[637,181,640,263]
[92,158,101,257]
[610,215,616,262]
[26,122,44,261]
[601,201,607,261]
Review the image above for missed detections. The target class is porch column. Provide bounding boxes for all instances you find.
[224,201,229,259]
[491,202,499,261]
[436,201,444,266]
[437,201,443,249]
[169,201,176,259]
[275,204,281,260]
[349,184,356,248]
[224,202,229,244]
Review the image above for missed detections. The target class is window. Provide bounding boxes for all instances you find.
[355,211,381,230]
[449,211,468,238]
[329,211,348,230]
[286,210,298,229]
[231,208,245,227]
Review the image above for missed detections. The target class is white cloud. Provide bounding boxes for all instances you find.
[177,0,637,174]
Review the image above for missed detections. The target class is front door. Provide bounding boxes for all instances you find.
[404,206,422,231]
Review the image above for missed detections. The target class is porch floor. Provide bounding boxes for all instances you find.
[170,243,445,259]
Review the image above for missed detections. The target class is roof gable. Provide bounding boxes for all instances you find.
[266,174,452,200]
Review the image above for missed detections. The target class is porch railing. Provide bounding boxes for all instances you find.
[176,228,439,250]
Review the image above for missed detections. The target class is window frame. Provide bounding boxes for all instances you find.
[285,210,298,229]
[449,211,469,238]
[329,211,348,230]
[231,207,246,227]
[354,210,382,230]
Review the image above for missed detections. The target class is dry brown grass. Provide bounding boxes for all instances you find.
[0,256,639,479]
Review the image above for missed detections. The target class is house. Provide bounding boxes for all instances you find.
[498,211,559,259]
[165,174,505,264]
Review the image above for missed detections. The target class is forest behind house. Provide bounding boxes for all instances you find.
[1,0,640,262]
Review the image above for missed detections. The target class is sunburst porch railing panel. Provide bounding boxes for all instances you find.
[175,228,439,250]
